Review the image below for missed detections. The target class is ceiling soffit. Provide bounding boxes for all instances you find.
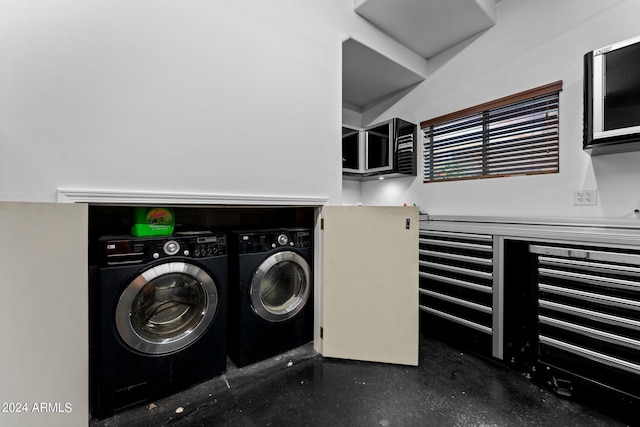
[355,0,497,59]
[343,0,497,111]
[342,38,425,109]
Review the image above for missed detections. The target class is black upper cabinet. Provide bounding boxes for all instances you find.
[342,118,417,180]
[342,126,361,173]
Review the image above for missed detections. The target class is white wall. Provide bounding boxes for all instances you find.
[0,2,431,424]
[361,0,640,220]
[0,0,426,205]
[341,106,363,205]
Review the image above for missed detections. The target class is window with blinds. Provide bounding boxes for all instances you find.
[422,81,562,183]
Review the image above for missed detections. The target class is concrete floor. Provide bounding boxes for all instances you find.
[91,335,635,427]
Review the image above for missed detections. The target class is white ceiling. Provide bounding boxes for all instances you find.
[344,0,497,110]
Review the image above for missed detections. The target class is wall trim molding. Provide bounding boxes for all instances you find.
[57,188,330,206]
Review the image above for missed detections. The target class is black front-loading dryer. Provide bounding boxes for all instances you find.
[90,232,228,418]
[228,228,313,368]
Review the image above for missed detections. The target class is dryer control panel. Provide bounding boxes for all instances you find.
[237,228,312,254]
[290,229,312,248]
[238,232,277,254]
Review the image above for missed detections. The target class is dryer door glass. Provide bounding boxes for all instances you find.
[250,251,311,323]
[116,262,219,355]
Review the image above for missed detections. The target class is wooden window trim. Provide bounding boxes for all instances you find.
[420,80,563,128]
[423,169,556,184]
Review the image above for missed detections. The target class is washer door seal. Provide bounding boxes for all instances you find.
[115,261,218,355]
[249,251,311,323]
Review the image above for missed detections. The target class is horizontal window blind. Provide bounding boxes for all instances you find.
[422,82,561,183]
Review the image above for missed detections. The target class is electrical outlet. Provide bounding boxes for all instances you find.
[573,189,597,206]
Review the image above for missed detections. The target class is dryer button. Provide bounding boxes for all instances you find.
[152,252,160,259]
[277,234,289,246]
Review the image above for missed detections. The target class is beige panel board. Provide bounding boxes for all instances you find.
[322,206,419,366]
[0,202,88,427]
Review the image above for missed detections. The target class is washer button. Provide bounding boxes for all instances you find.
[163,240,180,255]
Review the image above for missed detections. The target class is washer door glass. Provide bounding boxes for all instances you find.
[116,262,218,355]
[250,251,311,323]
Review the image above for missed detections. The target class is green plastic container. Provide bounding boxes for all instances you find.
[130,207,175,236]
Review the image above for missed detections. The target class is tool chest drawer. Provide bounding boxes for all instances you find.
[530,243,640,399]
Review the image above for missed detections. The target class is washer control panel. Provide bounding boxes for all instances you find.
[192,235,227,258]
[100,232,227,266]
